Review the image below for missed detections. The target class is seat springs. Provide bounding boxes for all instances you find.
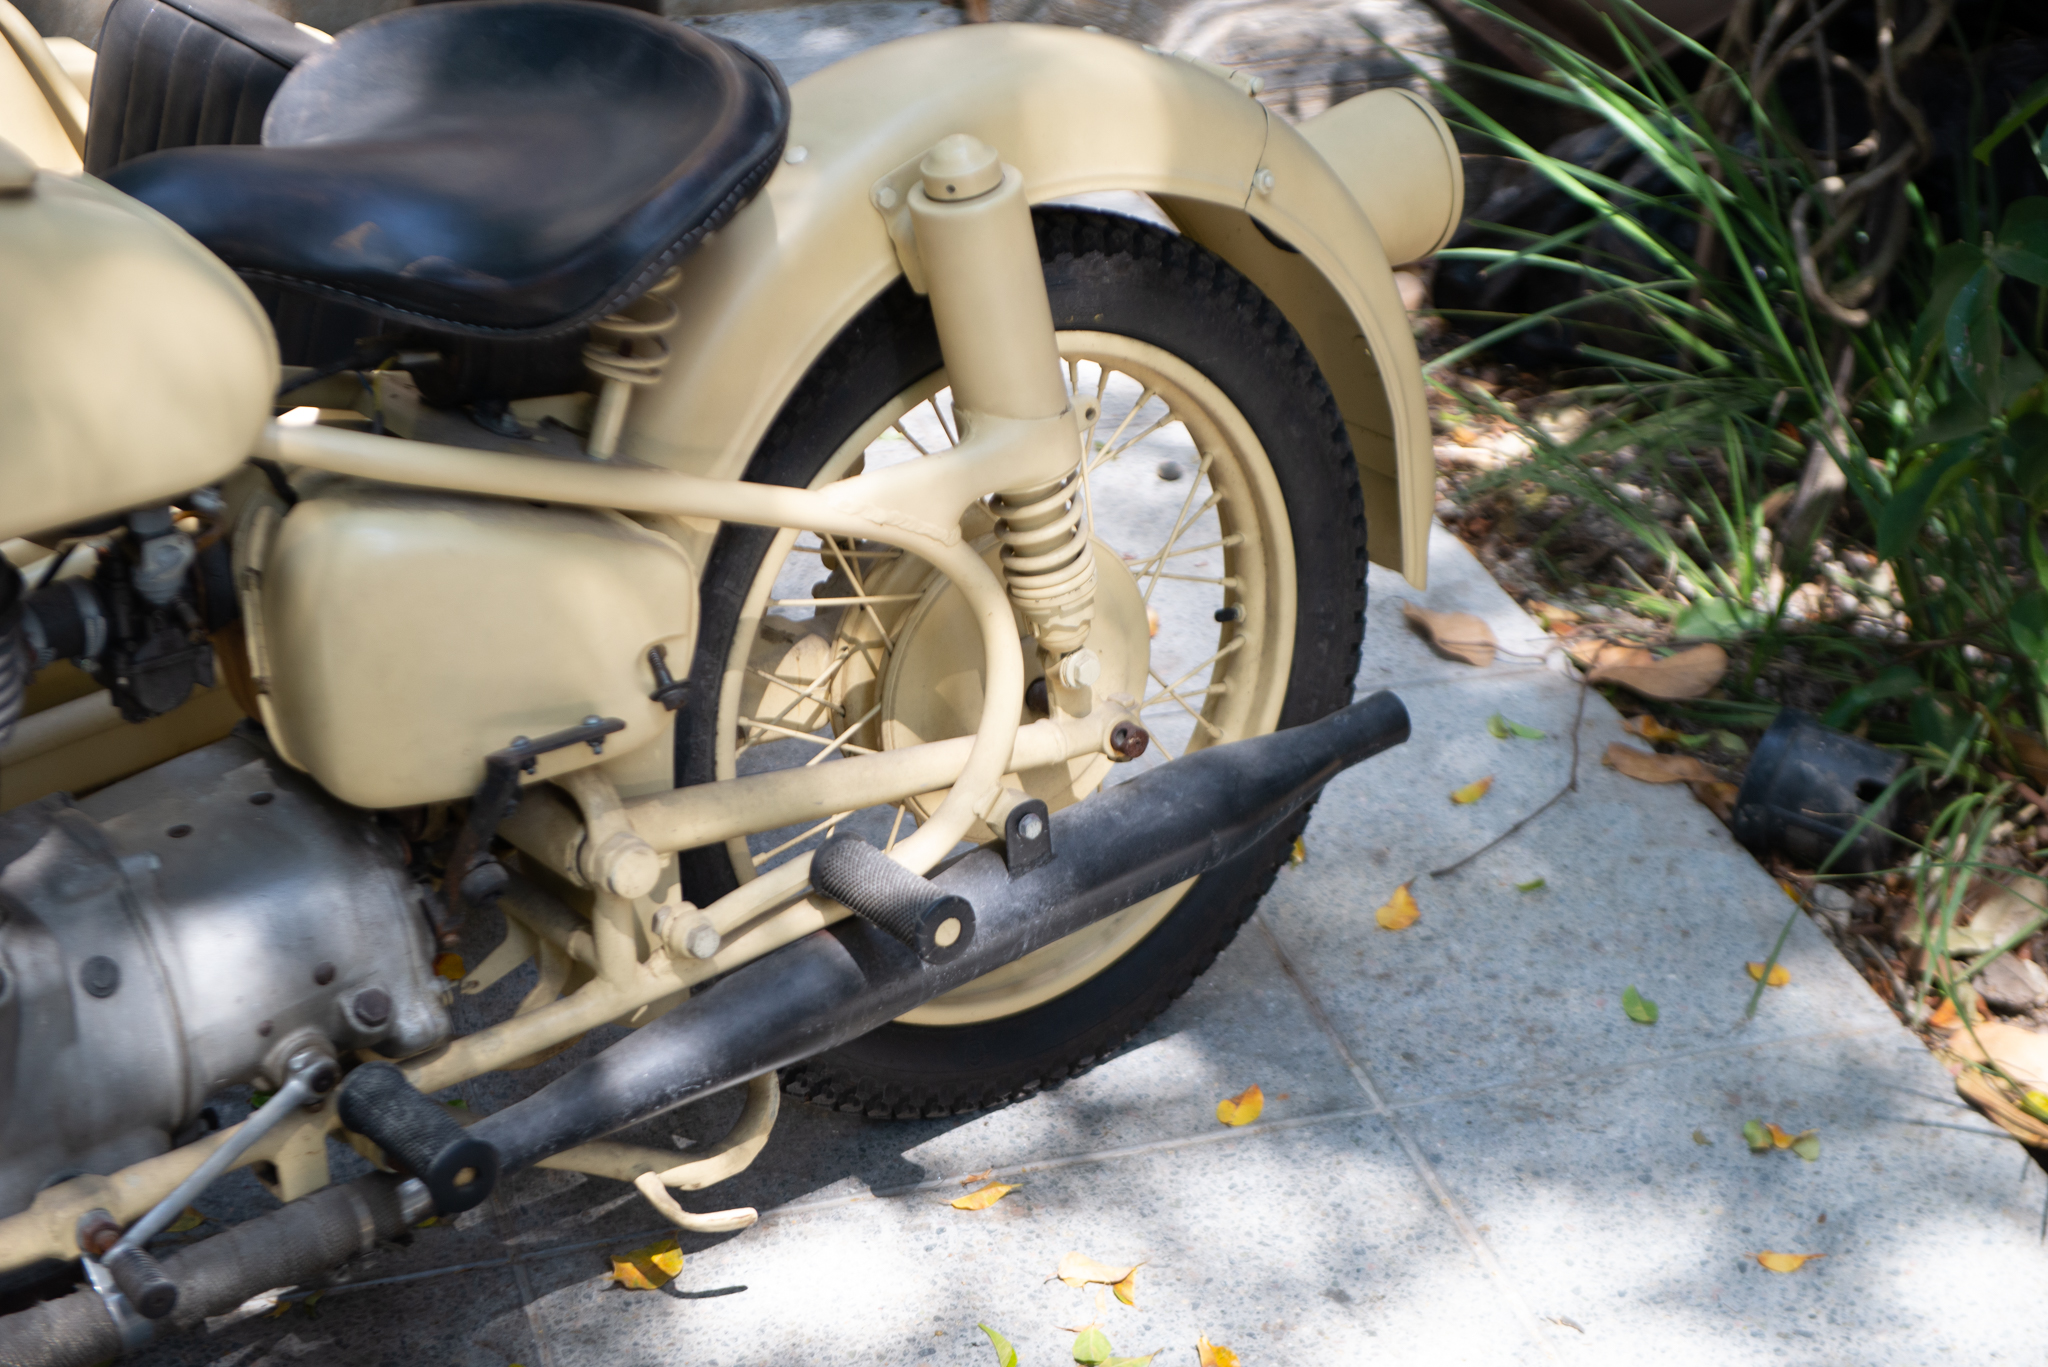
[583,268,683,458]
[990,467,1096,657]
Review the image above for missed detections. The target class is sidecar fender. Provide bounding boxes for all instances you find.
[624,23,1457,586]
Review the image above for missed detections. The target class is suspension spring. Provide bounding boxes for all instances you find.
[582,268,683,459]
[990,464,1096,658]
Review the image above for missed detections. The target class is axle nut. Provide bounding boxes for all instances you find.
[1109,721,1150,761]
[594,831,663,900]
[1058,648,1102,690]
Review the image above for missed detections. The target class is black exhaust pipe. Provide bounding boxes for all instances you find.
[472,690,1409,1171]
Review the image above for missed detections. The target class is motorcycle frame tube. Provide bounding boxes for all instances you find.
[618,24,1444,588]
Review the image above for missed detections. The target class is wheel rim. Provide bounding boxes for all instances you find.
[713,331,1298,1024]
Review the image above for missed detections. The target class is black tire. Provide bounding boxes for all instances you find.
[677,208,1366,1119]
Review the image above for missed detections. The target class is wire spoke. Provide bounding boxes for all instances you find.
[883,803,910,852]
[891,422,932,456]
[1144,670,1225,740]
[752,810,857,867]
[803,701,884,767]
[737,715,880,754]
[927,397,958,447]
[1085,388,1160,470]
[1143,473,1221,606]
[1087,409,1178,475]
[768,593,927,608]
[1124,533,1243,574]
[1142,635,1245,708]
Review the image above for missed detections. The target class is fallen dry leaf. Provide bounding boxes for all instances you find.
[1112,1267,1140,1307]
[1055,1252,1138,1290]
[951,1181,1019,1211]
[1765,1122,1795,1149]
[1450,776,1494,804]
[164,1207,207,1235]
[432,951,465,981]
[1603,743,1718,785]
[1947,1019,2048,1089]
[1196,1335,1242,1367]
[1216,1084,1264,1127]
[1692,779,1740,822]
[611,1237,684,1290]
[1146,606,1160,639]
[1566,638,1653,670]
[959,1168,994,1186]
[1400,604,1497,668]
[1746,962,1791,987]
[1529,602,1581,630]
[1928,996,1959,1030]
[1288,835,1306,867]
[1622,714,1687,744]
[1376,882,1420,931]
[1585,643,1728,700]
[1755,1251,1824,1273]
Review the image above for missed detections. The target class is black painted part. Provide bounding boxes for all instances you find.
[1731,709,1908,874]
[472,691,1409,1172]
[1003,798,1054,875]
[811,836,976,966]
[103,1246,176,1320]
[336,1063,499,1214]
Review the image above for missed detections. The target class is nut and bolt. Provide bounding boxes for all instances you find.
[287,1048,340,1095]
[1057,648,1102,690]
[76,1209,120,1258]
[1017,811,1046,842]
[1109,721,1150,761]
[350,987,392,1030]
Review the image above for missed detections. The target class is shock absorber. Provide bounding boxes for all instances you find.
[904,134,1099,691]
[582,267,683,459]
[991,469,1096,660]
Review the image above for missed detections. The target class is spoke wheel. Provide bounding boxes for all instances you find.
[677,209,1365,1117]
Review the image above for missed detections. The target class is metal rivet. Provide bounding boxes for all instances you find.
[257,1019,274,1037]
[248,791,275,806]
[166,824,193,838]
[312,962,336,986]
[80,956,121,998]
[785,145,809,165]
[875,185,899,210]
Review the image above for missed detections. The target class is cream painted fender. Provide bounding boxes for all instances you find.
[623,23,1457,587]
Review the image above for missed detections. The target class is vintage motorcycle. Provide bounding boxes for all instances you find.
[0,0,1455,1355]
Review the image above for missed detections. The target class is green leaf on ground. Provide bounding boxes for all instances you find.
[1743,1119,1771,1152]
[1692,1129,1712,1146]
[1515,877,1546,892]
[1073,1326,1113,1365]
[1507,719,1546,739]
[1791,1131,1820,1162]
[1622,986,1658,1024]
[980,1324,1019,1367]
[1103,1357,1158,1367]
[1487,712,1510,739]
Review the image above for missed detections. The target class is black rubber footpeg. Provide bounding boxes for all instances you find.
[338,1063,500,1214]
[811,835,976,965]
[104,1245,177,1319]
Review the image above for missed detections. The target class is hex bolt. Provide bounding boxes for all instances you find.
[595,831,663,899]
[312,961,336,986]
[351,987,392,1030]
[1109,721,1150,761]
[1017,811,1046,842]
[653,903,721,960]
[1058,648,1102,690]
[76,1209,120,1258]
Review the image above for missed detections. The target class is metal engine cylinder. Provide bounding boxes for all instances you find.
[0,730,450,1225]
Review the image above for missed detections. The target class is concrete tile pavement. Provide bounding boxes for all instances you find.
[127,526,2048,1367]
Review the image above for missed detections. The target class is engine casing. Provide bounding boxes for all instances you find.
[0,730,448,1224]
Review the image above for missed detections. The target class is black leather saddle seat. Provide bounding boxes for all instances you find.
[105,1,788,337]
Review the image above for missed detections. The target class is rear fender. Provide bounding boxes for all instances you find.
[624,24,1452,586]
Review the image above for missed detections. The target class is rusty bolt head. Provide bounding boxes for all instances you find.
[76,1210,120,1257]
[350,987,392,1030]
[1109,721,1149,761]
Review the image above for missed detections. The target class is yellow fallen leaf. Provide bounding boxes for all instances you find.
[1146,606,1161,639]
[1216,1084,1264,1127]
[1112,1267,1140,1307]
[1400,604,1497,668]
[1196,1334,1242,1367]
[610,1237,684,1290]
[950,1181,1019,1211]
[959,1168,994,1186]
[1566,638,1653,669]
[1288,835,1306,867]
[1375,882,1419,931]
[1585,643,1728,700]
[164,1206,206,1234]
[1692,779,1740,821]
[433,951,465,981]
[1765,1122,1795,1149]
[1928,996,1959,1029]
[1055,1252,1138,1290]
[1755,1251,1824,1273]
[1622,714,1687,744]
[1450,776,1494,804]
[1602,743,1718,785]
[1746,961,1791,987]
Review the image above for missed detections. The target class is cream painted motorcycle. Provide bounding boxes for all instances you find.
[0,0,1453,1355]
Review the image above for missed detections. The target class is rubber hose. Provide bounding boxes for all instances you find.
[0,1176,413,1367]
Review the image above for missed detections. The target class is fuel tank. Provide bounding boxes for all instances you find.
[0,138,276,543]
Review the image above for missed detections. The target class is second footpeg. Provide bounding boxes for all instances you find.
[338,1063,500,1214]
[811,836,976,965]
